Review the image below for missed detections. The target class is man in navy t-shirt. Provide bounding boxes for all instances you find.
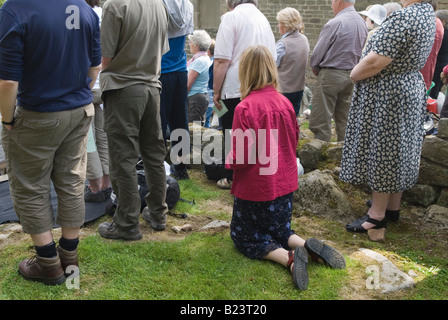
[0,0,101,285]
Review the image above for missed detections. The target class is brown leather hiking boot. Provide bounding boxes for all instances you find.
[18,253,66,286]
[57,246,78,276]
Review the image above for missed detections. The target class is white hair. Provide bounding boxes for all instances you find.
[188,30,212,51]
[383,2,402,16]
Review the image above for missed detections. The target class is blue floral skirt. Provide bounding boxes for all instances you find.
[230,193,295,260]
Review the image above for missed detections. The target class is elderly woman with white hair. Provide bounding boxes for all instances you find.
[276,7,309,116]
[187,30,212,123]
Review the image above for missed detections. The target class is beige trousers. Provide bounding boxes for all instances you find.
[2,104,94,234]
[309,68,354,142]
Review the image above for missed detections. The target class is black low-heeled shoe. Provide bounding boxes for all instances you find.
[365,200,400,222]
[346,214,387,233]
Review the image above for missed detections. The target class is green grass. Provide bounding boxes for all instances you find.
[0,168,447,301]
[0,233,349,300]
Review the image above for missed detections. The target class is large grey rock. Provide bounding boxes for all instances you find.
[437,118,448,139]
[418,158,448,188]
[422,205,448,230]
[325,143,343,163]
[293,169,354,224]
[436,188,448,208]
[421,135,448,167]
[298,139,329,171]
[402,184,440,207]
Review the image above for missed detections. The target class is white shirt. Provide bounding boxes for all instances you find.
[214,4,276,99]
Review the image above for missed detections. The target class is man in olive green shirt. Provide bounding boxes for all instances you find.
[98,0,170,240]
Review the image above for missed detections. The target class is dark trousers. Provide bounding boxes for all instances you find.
[282,90,304,116]
[160,71,189,157]
[220,98,241,180]
[103,84,168,230]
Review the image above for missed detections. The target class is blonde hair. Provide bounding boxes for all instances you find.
[276,7,305,34]
[238,45,279,100]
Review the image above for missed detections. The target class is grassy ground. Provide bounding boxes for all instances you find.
[0,167,447,302]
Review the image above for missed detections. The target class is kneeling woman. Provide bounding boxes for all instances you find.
[225,45,346,290]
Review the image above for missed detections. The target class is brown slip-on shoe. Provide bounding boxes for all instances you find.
[18,253,66,286]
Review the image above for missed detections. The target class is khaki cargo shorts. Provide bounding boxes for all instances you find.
[1,104,94,234]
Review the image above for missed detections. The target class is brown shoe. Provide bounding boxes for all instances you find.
[57,246,78,276]
[18,253,66,286]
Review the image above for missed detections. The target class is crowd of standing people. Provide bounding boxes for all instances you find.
[0,0,443,291]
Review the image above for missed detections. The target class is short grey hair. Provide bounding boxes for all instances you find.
[227,0,258,10]
[188,30,212,51]
[383,2,402,16]
[343,0,356,4]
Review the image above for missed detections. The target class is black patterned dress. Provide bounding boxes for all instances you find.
[339,3,436,193]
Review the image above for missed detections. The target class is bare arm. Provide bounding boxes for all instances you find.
[0,80,18,131]
[350,51,393,83]
[213,58,231,110]
[88,64,101,90]
[187,70,200,93]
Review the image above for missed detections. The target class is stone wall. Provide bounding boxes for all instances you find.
[185,0,448,85]
[98,0,448,48]
[411,118,448,207]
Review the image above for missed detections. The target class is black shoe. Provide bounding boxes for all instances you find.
[366,200,400,222]
[170,163,189,180]
[304,238,346,269]
[287,246,309,290]
[346,214,387,233]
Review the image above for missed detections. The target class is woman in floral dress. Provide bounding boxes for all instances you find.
[340,0,436,235]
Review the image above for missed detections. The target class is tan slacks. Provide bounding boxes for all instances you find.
[2,104,94,234]
[309,68,354,142]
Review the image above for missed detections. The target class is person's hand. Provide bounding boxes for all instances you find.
[2,124,13,131]
[312,67,320,76]
[213,91,222,111]
[1,117,15,131]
